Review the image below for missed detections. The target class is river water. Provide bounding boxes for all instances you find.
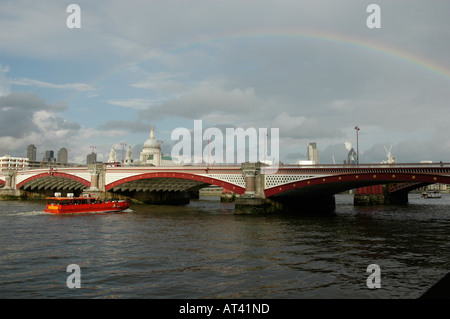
[0,193,449,299]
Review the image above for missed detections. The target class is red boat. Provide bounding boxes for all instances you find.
[44,193,130,214]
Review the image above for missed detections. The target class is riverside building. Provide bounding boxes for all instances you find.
[0,154,29,169]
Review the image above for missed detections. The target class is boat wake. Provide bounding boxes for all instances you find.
[7,210,49,217]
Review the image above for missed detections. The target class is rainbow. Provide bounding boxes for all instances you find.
[193,28,450,79]
[80,28,450,98]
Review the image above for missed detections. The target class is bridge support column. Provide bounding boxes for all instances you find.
[235,162,279,214]
[83,164,106,198]
[241,162,261,196]
[2,169,15,190]
[86,164,103,191]
[0,169,22,199]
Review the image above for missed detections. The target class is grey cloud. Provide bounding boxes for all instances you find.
[137,86,260,122]
[98,119,151,133]
[0,91,80,154]
[2,1,450,163]
[0,92,68,112]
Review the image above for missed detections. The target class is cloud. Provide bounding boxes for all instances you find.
[130,71,189,93]
[106,98,155,110]
[138,85,261,124]
[0,92,79,155]
[1,0,450,165]
[97,119,151,133]
[0,64,11,96]
[0,91,130,161]
[10,78,95,91]
[0,91,67,112]
[32,110,81,132]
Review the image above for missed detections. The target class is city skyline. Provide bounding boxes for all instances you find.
[26,145,70,164]
[1,1,450,165]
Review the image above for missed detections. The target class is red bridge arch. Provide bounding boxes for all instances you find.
[16,172,90,189]
[105,171,246,194]
[265,172,450,198]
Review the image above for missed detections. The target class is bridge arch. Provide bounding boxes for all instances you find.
[105,172,246,194]
[387,181,431,193]
[16,172,90,192]
[265,172,450,198]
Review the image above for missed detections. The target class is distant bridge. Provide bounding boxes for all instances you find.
[2,163,450,212]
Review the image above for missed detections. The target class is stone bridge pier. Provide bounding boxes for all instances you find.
[83,164,106,198]
[235,162,282,214]
[0,169,22,199]
[2,169,15,190]
[235,162,336,214]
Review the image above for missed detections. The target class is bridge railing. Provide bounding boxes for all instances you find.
[278,162,449,169]
[264,163,450,175]
[14,162,450,173]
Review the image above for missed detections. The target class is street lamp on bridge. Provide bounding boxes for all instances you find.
[158,140,163,166]
[120,142,127,164]
[355,125,360,165]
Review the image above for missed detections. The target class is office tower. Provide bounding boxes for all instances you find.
[45,150,55,162]
[27,144,37,161]
[57,147,69,164]
[307,142,319,164]
[87,152,97,165]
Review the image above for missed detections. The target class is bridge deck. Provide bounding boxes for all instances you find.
[2,163,450,199]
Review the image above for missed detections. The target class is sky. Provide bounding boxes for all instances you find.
[1,0,450,165]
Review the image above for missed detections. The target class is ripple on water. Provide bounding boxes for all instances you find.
[1,194,450,298]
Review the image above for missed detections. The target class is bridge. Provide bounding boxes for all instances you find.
[1,162,449,213]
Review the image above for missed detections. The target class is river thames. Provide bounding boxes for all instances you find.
[1,193,449,299]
